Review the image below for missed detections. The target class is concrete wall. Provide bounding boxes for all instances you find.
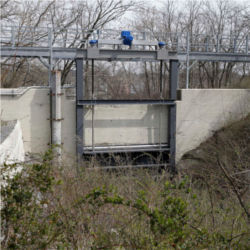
[62,91,168,158]
[84,105,168,146]
[1,87,250,162]
[176,89,250,160]
[0,88,50,154]
[0,120,25,164]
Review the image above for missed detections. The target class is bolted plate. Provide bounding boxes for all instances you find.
[87,47,100,59]
[157,50,168,60]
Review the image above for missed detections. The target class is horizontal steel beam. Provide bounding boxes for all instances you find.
[1,46,250,62]
[178,51,250,62]
[77,99,176,105]
[0,46,160,60]
[83,144,170,154]
[0,47,80,59]
[98,39,158,46]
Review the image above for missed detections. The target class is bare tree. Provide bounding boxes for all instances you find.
[1,0,249,89]
[1,0,137,88]
[133,0,250,89]
[0,0,19,22]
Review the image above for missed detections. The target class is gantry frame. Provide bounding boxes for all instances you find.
[1,47,250,62]
[1,26,250,172]
[75,46,178,172]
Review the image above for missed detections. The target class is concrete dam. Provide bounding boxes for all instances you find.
[1,86,249,167]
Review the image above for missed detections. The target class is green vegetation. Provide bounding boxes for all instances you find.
[1,115,250,249]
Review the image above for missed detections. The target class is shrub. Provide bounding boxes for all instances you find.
[1,151,249,249]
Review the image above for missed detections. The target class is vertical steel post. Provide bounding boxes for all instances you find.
[159,60,164,149]
[233,35,237,53]
[216,34,220,52]
[169,60,178,100]
[76,59,84,165]
[48,27,53,87]
[91,59,95,153]
[205,36,209,52]
[142,32,146,50]
[176,35,179,52]
[246,35,248,54]
[11,26,15,48]
[51,70,62,164]
[159,60,163,96]
[186,32,190,89]
[168,60,178,173]
[31,27,34,46]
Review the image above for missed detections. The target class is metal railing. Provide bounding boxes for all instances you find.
[1,26,249,54]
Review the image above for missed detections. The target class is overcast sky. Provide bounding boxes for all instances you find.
[142,0,249,7]
[113,0,250,30]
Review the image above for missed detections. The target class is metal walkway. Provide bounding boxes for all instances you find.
[1,26,250,62]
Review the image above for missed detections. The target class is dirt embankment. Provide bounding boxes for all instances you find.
[178,113,250,199]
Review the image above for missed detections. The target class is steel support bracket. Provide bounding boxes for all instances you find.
[157,50,168,60]
[87,47,100,59]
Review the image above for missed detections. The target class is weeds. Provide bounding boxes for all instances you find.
[1,149,249,249]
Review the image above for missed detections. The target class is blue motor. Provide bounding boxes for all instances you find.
[121,30,133,46]
[158,41,166,48]
[89,40,98,46]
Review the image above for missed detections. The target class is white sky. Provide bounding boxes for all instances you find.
[143,0,249,7]
[113,0,250,30]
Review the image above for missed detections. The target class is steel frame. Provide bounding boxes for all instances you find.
[75,54,178,172]
[1,47,250,62]
[77,100,176,105]
[82,144,170,154]
[2,26,250,171]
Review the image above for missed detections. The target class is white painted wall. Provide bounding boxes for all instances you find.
[176,89,250,160]
[61,92,168,158]
[83,105,168,146]
[0,88,50,154]
[1,87,250,162]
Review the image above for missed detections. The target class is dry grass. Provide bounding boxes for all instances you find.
[178,113,250,199]
[1,115,250,249]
